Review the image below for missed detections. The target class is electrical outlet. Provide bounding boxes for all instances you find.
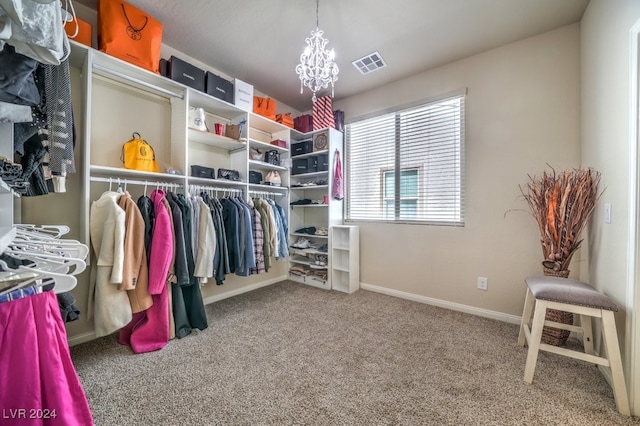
[477,276,488,291]
[605,203,612,224]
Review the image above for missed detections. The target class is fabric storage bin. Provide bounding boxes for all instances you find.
[206,72,234,103]
[307,156,318,173]
[169,56,205,92]
[316,153,329,171]
[291,140,313,157]
[292,158,309,175]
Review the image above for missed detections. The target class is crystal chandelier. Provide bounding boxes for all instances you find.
[295,0,339,102]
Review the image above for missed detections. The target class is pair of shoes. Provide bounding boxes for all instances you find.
[291,238,311,249]
[314,227,328,236]
[291,199,312,206]
[295,226,316,235]
[317,244,328,253]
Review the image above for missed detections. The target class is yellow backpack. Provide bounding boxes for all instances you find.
[121,132,160,173]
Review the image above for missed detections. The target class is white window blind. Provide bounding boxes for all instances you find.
[345,93,465,225]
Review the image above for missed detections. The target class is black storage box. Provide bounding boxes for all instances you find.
[291,140,313,157]
[292,157,318,175]
[169,56,205,92]
[292,158,309,175]
[159,58,169,77]
[206,72,234,103]
[308,156,318,173]
[316,153,329,171]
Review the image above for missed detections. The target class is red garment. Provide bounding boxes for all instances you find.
[0,291,94,425]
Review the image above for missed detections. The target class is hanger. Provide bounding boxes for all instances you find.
[0,258,77,296]
[15,224,70,239]
[3,248,86,276]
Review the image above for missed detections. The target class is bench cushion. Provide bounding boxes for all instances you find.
[525,276,618,312]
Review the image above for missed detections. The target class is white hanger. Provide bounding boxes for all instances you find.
[11,234,89,259]
[4,248,86,276]
[0,259,77,296]
[15,224,70,239]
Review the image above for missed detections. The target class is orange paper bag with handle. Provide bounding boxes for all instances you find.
[98,0,163,73]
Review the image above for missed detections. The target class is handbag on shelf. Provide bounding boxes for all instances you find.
[249,148,263,161]
[294,114,313,133]
[190,165,215,179]
[275,113,294,128]
[253,96,276,120]
[217,168,240,181]
[188,107,208,132]
[249,170,263,184]
[121,132,160,172]
[264,170,281,186]
[98,0,163,73]
[264,150,280,166]
[333,109,345,132]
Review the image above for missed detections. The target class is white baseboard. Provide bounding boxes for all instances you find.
[201,275,286,305]
[68,331,97,347]
[360,282,522,325]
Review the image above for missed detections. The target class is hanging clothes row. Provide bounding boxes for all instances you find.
[88,180,289,354]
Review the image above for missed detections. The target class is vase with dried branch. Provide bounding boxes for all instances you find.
[520,166,602,345]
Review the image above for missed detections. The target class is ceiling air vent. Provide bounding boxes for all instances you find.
[352,51,387,75]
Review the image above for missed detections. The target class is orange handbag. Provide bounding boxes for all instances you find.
[98,0,163,73]
[253,96,277,120]
[276,113,294,128]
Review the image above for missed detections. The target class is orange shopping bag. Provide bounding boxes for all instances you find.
[98,0,163,73]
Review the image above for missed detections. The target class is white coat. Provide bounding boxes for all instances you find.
[88,191,132,337]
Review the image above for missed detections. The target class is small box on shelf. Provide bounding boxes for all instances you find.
[206,72,234,103]
[169,56,205,92]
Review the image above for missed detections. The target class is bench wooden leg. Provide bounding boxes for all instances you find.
[601,310,630,416]
[580,314,594,355]
[523,300,547,383]
[518,288,535,347]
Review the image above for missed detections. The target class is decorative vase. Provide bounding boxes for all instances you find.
[541,268,572,346]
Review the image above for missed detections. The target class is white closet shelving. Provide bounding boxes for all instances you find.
[65,41,293,249]
[330,225,360,293]
[288,128,345,290]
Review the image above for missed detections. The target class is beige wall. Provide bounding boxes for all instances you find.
[333,24,582,317]
[580,0,640,415]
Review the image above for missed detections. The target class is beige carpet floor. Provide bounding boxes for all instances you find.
[70,281,640,425]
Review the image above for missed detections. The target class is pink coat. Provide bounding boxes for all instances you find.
[118,190,174,353]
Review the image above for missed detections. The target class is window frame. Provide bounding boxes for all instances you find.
[344,89,466,226]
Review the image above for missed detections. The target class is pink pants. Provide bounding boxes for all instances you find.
[0,291,93,426]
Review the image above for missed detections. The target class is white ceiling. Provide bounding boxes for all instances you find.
[73,0,589,112]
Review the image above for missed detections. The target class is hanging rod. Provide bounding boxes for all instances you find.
[89,176,182,189]
[187,184,243,194]
[249,189,286,197]
[92,63,184,99]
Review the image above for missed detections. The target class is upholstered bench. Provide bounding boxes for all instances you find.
[517,275,630,416]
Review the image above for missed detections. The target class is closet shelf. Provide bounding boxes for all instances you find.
[291,149,329,160]
[249,113,290,135]
[188,129,246,150]
[289,257,327,268]
[290,232,328,239]
[290,204,328,208]
[89,165,186,182]
[249,139,289,153]
[290,185,329,191]
[291,171,328,179]
[248,160,287,172]
[248,183,287,192]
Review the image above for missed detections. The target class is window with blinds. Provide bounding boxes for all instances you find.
[345,92,465,225]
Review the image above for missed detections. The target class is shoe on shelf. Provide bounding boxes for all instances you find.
[314,227,328,236]
[295,226,317,235]
[317,244,328,253]
[291,237,311,249]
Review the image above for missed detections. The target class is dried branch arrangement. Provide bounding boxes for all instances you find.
[521,167,602,274]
